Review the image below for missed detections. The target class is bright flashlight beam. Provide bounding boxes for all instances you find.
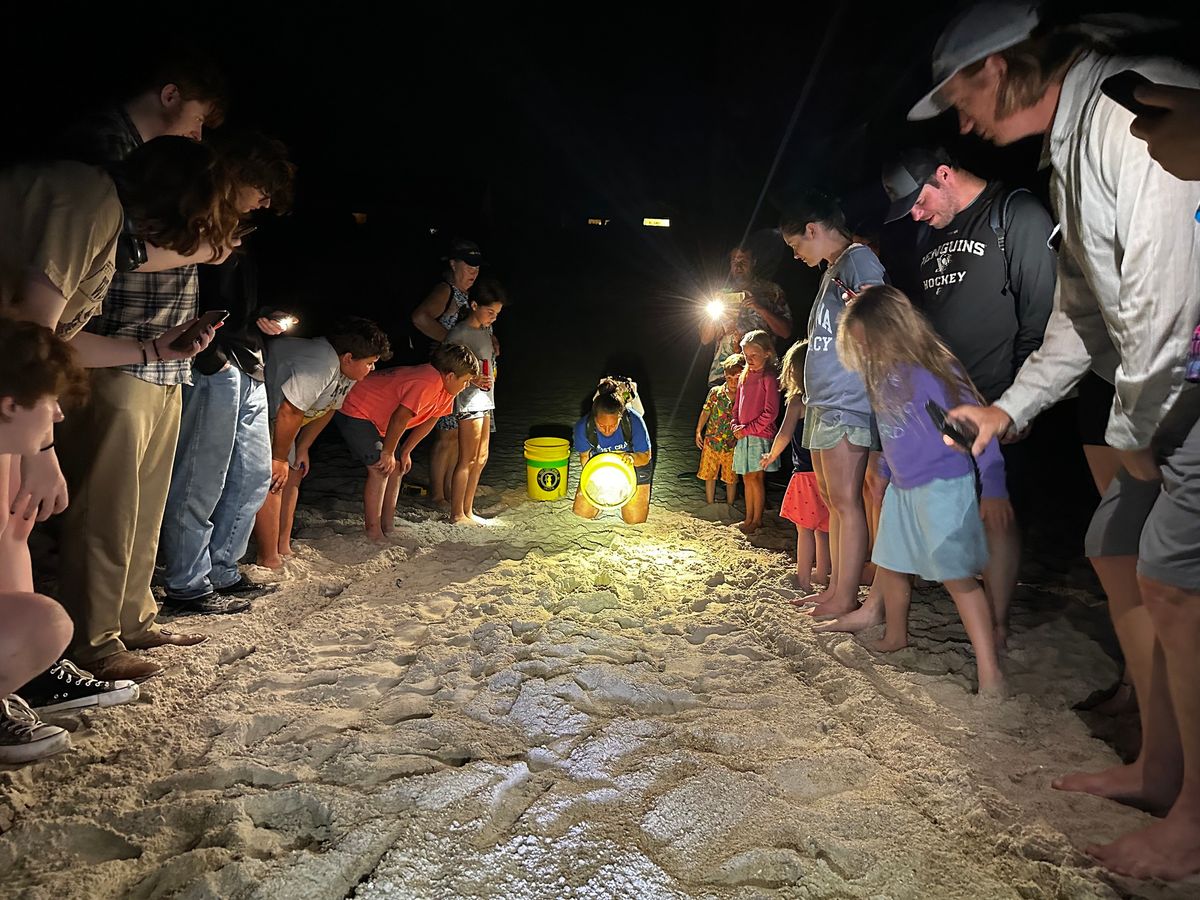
[706,300,725,320]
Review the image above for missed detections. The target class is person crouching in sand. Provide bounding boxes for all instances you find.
[831,285,1010,697]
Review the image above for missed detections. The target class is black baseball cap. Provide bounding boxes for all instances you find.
[444,239,484,267]
[881,147,954,223]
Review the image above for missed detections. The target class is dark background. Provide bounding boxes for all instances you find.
[3,0,1197,566]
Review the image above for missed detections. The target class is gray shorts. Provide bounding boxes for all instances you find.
[333,412,383,467]
[1085,390,1200,591]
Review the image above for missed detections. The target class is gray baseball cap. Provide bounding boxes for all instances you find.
[908,1,1041,121]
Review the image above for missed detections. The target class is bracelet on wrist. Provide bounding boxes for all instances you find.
[39,441,55,452]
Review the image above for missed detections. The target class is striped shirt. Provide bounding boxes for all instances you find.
[78,107,198,386]
[996,53,1200,451]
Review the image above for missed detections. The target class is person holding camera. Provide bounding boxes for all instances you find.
[699,246,789,387]
[909,1,1200,879]
[158,132,298,616]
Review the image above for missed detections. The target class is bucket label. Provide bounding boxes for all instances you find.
[536,467,561,492]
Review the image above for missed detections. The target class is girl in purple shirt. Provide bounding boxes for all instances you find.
[732,330,780,534]
[836,286,1008,697]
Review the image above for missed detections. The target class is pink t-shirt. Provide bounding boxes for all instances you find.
[339,365,454,437]
[734,368,780,439]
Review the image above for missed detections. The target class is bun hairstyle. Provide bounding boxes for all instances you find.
[592,377,627,416]
[779,190,851,241]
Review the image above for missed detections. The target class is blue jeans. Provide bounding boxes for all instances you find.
[161,366,271,599]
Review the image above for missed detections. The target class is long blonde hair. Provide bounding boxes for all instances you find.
[778,340,805,401]
[738,329,778,386]
[837,285,981,419]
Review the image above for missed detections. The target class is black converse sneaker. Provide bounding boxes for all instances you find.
[161,591,252,615]
[20,660,141,714]
[0,695,70,763]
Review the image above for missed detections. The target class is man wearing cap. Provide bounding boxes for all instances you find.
[910,1,1200,881]
[699,246,790,386]
[882,146,1056,648]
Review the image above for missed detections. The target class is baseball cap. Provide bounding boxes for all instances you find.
[908,2,1041,121]
[445,239,484,267]
[881,147,954,223]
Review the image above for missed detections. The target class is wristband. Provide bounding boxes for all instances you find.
[40,441,55,452]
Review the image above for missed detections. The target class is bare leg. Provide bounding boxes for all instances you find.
[1083,444,1122,496]
[450,418,484,524]
[253,491,284,568]
[815,530,831,584]
[621,484,651,524]
[810,439,869,618]
[812,452,840,600]
[795,526,816,592]
[277,467,303,558]
[573,489,600,519]
[1088,576,1200,880]
[704,477,716,505]
[982,510,1021,650]
[942,577,1006,695]
[862,452,886,585]
[430,427,456,506]
[1053,555,1180,812]
[464,417,491,519]
[363,467,387,540]
[815,569,883,633]
[739,472,763,533]
[726,476,738,507]
[867,567,911,652]
[381,470,402,534]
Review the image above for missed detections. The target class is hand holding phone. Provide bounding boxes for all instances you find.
[925,399,977,452]
[1100,70,1165,119]
[169,309,229,351]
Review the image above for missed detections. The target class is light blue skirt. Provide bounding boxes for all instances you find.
[872,474,987,583]
[733,435,780,475]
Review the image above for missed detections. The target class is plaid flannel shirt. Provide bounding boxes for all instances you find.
[78,107,198,386]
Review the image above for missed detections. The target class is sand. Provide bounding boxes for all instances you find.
[2,361,1195,900]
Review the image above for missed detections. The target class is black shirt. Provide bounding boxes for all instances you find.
[194,254,270,378]
[916,182,1056,403]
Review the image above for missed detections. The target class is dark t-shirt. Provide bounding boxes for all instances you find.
[195,254,270,378]
[915,183,1056,403]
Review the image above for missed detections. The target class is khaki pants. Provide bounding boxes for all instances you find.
[58,369,181,664]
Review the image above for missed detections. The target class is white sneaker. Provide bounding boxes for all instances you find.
[0,695,71,764]
[21,659,140,714]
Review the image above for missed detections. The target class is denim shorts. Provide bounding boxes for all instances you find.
[333,412,383,466]
[802,405,880,452]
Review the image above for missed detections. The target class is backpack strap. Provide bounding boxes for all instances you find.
[585,411,633,453]
[988,187,1030,297]
[621,412,633,447]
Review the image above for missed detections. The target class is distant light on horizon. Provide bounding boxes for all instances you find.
[587,218,610,226]
[642,217,670,228]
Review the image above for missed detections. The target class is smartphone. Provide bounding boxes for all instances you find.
[1100,70,1163,119]
[234,223,258,239]
[169,309,229,351]
[925,399,976,452]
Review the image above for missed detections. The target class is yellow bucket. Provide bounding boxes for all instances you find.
[523,437,570,501]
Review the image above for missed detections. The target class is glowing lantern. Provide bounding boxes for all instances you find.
[580,452,638,511]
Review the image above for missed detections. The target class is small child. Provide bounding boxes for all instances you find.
[836,285,1009,696]
[694,353,743,507]
[335,342,480,539]
[0,320,87,762]
[732,330,780,534]
[444,279,506,525]
[762,341,831,593]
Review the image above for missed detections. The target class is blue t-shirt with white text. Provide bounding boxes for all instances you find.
[573,409,652,455]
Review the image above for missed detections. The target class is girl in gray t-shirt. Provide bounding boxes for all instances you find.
[443,285,505,525]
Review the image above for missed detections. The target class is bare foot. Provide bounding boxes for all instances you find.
[432,498,451,512]
[254,555,285,570]
[788,589,823,607]
[867,633,908,653]
[737,521,758,535]
[813,603,883,634]
[977,671,1009,699]
[1052,761,1178,814]
[1091,681,1138,717]
[1087,809,1200,881]
[450,514,480,527]
[806,595,859,619]
[365,525,386,542]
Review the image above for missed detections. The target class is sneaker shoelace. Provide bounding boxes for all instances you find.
[1,695,46,738]
[52,659,113,690]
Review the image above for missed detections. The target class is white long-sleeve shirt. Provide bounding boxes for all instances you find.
[996,52,1200,451]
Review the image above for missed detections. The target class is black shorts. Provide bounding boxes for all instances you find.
[334,412,383,466]
[1076,371,1115,446]
[635,463,653,486]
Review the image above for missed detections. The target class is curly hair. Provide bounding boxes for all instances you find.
[213,130,297,214]
[113,136,240,262]
[431,342,480,378]
[0,318,88,415]
[327,317,392,361]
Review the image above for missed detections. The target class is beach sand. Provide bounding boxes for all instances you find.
[3,356,1193,900]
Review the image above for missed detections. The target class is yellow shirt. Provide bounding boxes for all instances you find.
[0,161,123,338]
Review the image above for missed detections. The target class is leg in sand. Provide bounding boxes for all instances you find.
[363,466,388,541]
[621,484,651,525]
[573,486,600,520]
[810,451,839,603]
[1087,575,1200,881]
[861,451,886,585]
[867,567,911,651]
[725,476,738,508]
[943,576,1006,696]
[464,416,491,521]
[816,567,884,634]
[794,526,816,593]
[276,465,303,559]
[739,471,763,533]
[253,490,285,569]
[982,504,1021,651]
[1053,556,1180,812]
[450,417,486,525]
[381,469,403,536]
[808,439,869,618]
[430,426,457,509]
[815,528,831,585]
[704,476,716,505]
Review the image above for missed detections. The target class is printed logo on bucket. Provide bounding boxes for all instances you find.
[536,468,561,492]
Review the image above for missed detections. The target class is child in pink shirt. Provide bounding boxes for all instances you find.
[335,343,479,539]
[732,330,781,534]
